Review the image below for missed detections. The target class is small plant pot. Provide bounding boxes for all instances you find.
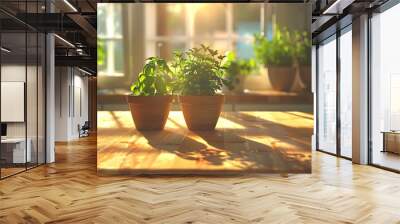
[126,95,173,131]
[267,66,296,92]
[179,95,224,131]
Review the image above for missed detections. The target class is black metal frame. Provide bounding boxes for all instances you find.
[336,24,341,158]
[0,0,48,180]
[367,10,373,166]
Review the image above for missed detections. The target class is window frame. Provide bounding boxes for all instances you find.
[144,3,263,59]
[314,22,353,161]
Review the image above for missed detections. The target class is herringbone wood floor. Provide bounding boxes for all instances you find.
[1,136,400,223]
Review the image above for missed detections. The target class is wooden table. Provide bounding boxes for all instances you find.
[382,131,400,154]
[97,111,313,175]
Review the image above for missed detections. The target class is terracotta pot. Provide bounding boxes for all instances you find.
[299,66,312,92]
[126,95,173,131]
[267,66,296,92]
[179,95,224,131]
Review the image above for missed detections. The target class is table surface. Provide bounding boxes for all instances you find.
[1,138,29,143]
[381,131,400,134]
[97,111,313,175]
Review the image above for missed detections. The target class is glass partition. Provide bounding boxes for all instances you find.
[339,27,352,158]
[27,30,38,169]
[371,3,400,171]
[1,31,28,177]
[317,36,337,154]
[0,2,46,179]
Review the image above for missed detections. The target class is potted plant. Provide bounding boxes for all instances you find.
[126,57,173,131]
[171,45,228,131]
[254,26,295,92]
[223,51,257,94]
[293,30,312,92]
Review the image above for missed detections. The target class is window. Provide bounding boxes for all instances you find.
[370,3,400,171]
[145,4,261,60]
[98,4,124,77]
[339,27,352,158]
[317,36,337,154]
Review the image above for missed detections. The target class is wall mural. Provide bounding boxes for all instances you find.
[97,3,313,175]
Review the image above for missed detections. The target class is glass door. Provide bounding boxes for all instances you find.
[370,3,400,171]
[339,26,352,158]
[0,1,47,179]
[317,35,337,154]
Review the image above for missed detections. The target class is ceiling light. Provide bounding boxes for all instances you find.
[54,34,75,48]
[1,47,11,53]
[63,0,78,12]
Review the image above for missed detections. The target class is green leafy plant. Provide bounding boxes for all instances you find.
[97,40,105,66]
[171,45,228,96]
[253,26,294,67]
[130,57,172,96]
[223,51,257,91]
[292,30,311,66]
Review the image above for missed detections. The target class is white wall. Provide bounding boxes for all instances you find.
[55,67,89,141]
[1,65,30,138]
[55,67,69,141]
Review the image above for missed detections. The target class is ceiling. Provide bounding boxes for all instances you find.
[0,0,393,74]
[0,0,97,74]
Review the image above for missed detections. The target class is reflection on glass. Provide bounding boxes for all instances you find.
[27,31,38,169]
[371,4,400,171]
[1,32,27,177]
[0,1,46,178]
[318,37,337,154]
[340,29,352,158]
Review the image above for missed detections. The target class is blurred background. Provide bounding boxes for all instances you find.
[97,3,312,111]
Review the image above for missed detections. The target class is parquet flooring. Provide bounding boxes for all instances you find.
[1,135,400,223]
[98,111,313,175]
